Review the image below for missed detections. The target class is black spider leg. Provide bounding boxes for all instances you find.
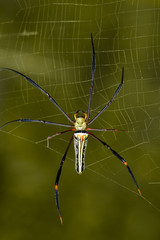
[0,119,73,130]
[88,67,124,126]
[87,131,142,196]
[55,135,73,224]
[0,68,73,123]
[87,32,96,121]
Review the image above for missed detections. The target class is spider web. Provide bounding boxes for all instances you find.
[0,0,160,238]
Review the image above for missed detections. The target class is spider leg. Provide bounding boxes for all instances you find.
[87,131,141,196]
[86,128,125,132]
[55,135,73,224]
[0,68,73,123]
[47,129,74,148]
[88,67,124,125]
[87,33,96,121]
[0,118,73,130]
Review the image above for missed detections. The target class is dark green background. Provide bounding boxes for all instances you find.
[0,1,160,240]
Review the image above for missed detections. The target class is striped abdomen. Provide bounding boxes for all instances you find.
[74,132,88,174]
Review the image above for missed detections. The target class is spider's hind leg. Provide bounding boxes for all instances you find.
[54,135,73,224]
[87,131,142,196]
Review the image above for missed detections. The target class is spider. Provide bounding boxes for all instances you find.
[0,33,141,224]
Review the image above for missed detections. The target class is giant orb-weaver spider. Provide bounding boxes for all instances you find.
[0,33,141,224]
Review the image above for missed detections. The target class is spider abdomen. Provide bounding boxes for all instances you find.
[74,132,88,174]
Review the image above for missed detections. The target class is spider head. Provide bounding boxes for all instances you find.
[74,111,87,130]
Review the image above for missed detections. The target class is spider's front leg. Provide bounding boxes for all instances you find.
[55,135,73,224]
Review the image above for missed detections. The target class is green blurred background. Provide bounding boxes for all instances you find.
[0,0,160,239]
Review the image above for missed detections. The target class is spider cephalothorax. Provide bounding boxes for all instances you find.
[74,111,87,131]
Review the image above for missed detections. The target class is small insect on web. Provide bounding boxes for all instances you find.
[0,33,142,224]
